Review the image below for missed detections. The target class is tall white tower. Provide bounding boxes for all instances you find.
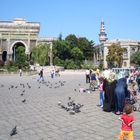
[99,20,108,43]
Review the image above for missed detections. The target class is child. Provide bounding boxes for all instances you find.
[118,104,135,140]
[98,77,104,108]
[127,83,137,104]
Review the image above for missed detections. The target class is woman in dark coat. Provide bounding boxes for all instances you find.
[114,77,127,115]
[103,78,116,112]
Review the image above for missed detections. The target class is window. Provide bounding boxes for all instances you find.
[123,62,127,67]
[123,48,128,58]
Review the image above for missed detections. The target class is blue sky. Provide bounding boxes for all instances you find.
[0,0,140,44]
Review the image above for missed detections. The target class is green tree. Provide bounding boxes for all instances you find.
[71,47,83,67]
[15,46,29,69]
[53,34,95,69]
[131,51,140,66]
[65,34,78,48]
[31,43,50,66]
[106,43,124,68]
[71,47,83,60]
[78,37,94,60]
[53,40,71,60]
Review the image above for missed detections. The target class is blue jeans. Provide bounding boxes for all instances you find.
[115,88,125,112]
[100,91,104,107]
[37,76,44,81]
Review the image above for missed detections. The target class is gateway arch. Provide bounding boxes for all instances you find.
[0,18,56,65]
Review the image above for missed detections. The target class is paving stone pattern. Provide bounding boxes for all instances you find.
[0,73,140,140]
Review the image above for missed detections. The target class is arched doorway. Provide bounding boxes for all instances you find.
[12,42,26,62]
[2,51,7,62]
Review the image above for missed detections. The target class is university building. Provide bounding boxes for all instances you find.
[0,18,57,65]
[94,21,140,68]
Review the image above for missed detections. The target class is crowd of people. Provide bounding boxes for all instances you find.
[86,68,140,139]
[86,68,139,113]
[37,67,60,82]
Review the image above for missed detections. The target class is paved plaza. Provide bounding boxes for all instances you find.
[0,72,140,140]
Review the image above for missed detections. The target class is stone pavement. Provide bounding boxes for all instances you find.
[0,73,140,140]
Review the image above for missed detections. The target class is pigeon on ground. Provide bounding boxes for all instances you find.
[27,83,31,88]
[69,110,75,115]
[10,126,17,136]
[22,99,26,103]
[0,84,4,87]
[58,101,62,106]
[20,93,24,96]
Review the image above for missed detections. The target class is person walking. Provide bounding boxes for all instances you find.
[37,68,44,81]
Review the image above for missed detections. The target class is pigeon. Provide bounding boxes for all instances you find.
[27,83,31,88]
[58,101,62,106]
[22,99,26,103]
[20,93,24,96]
[74,89,77,92]
[61,105,66,109]
[60,83,64,86]
[69,110,75,115]
[0,84,4,87]
[10,126,17,136]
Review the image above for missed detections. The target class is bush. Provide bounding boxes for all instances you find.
[64,59,79,69]
[53,57,65,67]
[7,66,18,72]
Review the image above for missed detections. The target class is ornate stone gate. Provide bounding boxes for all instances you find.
[0,18,56,65]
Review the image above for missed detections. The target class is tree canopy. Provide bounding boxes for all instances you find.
[52,34,95,69]
[106,43,124,68]
[31,43,50,66]
[131,51,140,66]
[15,46,29,69]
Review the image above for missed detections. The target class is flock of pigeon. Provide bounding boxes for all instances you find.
[0,77,91,137]
[0,79,68,137]
[58,97,84,115]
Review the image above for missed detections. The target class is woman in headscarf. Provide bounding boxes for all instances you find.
[114,71,128,115]
[103,71,116,112]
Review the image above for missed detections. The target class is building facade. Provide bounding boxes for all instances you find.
[0,18,57,65]
[94,21,140,68]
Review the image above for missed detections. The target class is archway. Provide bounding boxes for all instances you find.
[2,51,7,62]
[12,42,26,61]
